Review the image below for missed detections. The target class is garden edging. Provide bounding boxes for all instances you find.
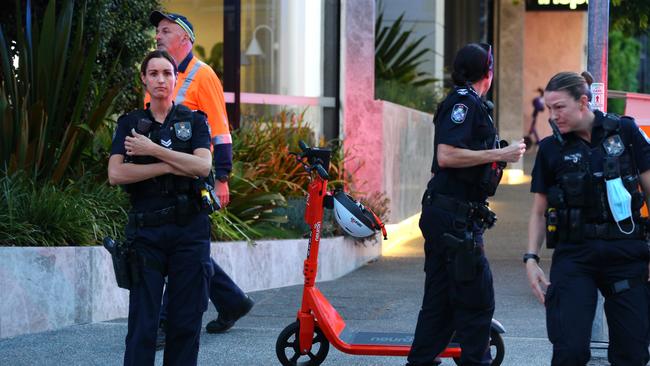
[0,236,380,339]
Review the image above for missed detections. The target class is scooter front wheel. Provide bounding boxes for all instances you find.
[276,321,330,366]
[453,328,505,366]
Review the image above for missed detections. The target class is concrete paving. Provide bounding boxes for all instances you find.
[0,151,613,365]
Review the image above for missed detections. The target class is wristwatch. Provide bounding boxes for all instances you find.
[216,175,229,183]
[523,253,540,264]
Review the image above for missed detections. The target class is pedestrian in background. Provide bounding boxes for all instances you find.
[406,43,525,366]
[147,11,254,349]
[525,71,650,365]
[108,49,213,366]
[525,87,544,148]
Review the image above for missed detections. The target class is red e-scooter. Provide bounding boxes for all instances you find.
[275,141,505,366]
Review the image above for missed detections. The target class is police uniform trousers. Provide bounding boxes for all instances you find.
[408,204,494,366]
[123,214,212,366]
[546,238,650,366]
[159,257,247,323]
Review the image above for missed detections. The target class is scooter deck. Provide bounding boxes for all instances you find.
[339,329,460,348]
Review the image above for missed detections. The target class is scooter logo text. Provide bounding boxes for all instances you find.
[350,217,362,227]
[315,221,321,241]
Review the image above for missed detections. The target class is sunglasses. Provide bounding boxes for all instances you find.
[485,45,493,72]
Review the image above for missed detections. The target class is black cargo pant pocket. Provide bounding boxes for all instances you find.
[545,284,561,343]
[449,255,494,310]
[197,261,214,313]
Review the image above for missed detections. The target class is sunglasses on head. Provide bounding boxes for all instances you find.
[485,45,493,72]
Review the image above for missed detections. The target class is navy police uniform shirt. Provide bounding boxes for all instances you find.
[428,86,497,202]
[110,103,211,210]
[531,110,650,194]
[110,103,211,158]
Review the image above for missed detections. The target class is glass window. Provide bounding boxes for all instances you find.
[160,0,226,77]
[160,0,338,140]
[241,0,323,97]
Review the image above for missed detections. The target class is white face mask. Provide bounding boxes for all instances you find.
[605,177,635,234]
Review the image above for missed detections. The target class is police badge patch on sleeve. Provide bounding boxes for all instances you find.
[451,103,468,124]
[174,122,192,141]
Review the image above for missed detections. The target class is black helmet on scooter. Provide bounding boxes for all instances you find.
[333,191,386,239]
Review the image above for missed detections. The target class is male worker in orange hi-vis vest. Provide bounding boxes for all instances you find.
[147,11,254,350]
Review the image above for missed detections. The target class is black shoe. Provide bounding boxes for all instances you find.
[155,320,166,351]
[206,295,254,333]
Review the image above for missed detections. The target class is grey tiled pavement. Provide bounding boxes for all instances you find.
[0,151,614,365]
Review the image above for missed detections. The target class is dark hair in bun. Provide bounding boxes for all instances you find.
[451,43,492,86]
[545,71,593,101]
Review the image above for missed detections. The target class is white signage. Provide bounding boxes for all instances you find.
[591,82,605,112]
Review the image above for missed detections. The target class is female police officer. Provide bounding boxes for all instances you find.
[525,71,650,365]
[108,50,213,366]
[407,43,525,366]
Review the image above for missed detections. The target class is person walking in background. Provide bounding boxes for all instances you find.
[147,10,254,349]
[525,87,544,148]
[406,43,525,366]
[108,50,213,365]
[525,71,650,365]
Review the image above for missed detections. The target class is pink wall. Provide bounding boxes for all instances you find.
[523,11,586,140]
[341,0,384,195]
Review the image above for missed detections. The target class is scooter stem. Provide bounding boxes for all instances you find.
[301,175,328,290]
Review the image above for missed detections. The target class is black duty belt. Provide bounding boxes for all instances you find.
[583,222,645,240]
[128,203,200,227]
[422,191,472,218]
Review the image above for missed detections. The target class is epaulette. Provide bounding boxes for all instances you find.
[602,112,621,133]
[120,108,146,120]
[193,109,207,117]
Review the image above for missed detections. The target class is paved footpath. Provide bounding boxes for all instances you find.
[0,153,612,365]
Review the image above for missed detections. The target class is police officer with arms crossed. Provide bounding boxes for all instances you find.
[147,10,254,345]
[407,43,526,366]
[108,50,212,365]
[525,71,650,366]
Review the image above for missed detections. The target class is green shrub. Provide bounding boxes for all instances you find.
[608,30,641,114]
[0,0,160,115]
[0,0,121,184]
[375,79,442,114]
[375,2,435,87]
[0,171,128,246]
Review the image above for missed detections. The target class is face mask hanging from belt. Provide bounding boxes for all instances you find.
[603,136,635,235]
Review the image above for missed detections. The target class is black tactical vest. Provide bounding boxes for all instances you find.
[548,114,644,225]
[123,105,202,198]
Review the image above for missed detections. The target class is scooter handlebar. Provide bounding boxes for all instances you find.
[299,140,309,152]
[314,164,330,180]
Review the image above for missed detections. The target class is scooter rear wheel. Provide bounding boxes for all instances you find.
[453,328,505,366]
[276,321,330,366]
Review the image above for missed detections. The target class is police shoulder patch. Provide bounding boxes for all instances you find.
[451,103,468,124]
[174,121,192,141]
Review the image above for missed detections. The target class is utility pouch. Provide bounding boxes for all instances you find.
[478,161,507,197]
[622,175,645,211]
[545,208,559,249]
[175,194,191,226]
[561,171,587,207]
[557,209,570,242]
[568,208,584,243]
[443,231,478,282]
[592,176,611,222]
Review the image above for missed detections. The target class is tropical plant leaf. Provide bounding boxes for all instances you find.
[374,6,435,87]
